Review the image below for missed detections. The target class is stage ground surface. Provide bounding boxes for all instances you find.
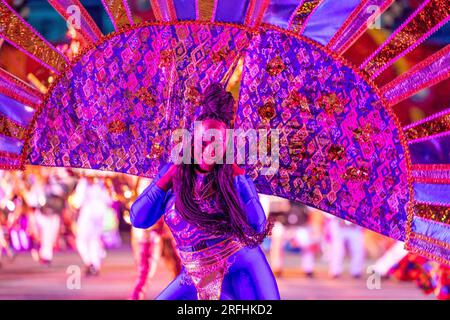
[0,246,433,300]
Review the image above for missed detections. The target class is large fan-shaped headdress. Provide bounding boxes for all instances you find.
[0,0,449,264]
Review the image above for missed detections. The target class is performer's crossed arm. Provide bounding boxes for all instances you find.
[130,164,174,229]
[131,164,266,233]
[234,173,267,234]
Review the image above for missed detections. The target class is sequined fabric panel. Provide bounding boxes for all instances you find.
[0,2,67,73]
[197,0,216,21]
[27,24,250,177]
[236,28,409,240]
[327,0,394,53]
[361,0,450,78]
[382,45,450,107]
[101,0,134,29]
[288,0,322,33]
[404,113,450,142]
[0,114,27,140]
[414,203,449,225]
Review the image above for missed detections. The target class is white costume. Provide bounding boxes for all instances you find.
[327,217,365,277]
[372,241,408,276]
[73,178,111,271]
[26,177,61,262]
[293,226,315,274]
[264,196,317,275]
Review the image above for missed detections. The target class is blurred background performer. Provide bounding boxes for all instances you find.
[26,171,63,264]
[326,216,365,279]
[290,203,317,278]
[266,195,290,277]
[73,176,111,276]
[129,177,181,300]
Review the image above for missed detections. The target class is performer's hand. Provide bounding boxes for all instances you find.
[156,164,177,191]
[232,163,245,177]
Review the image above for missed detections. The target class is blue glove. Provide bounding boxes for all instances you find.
[130,163,173,229]
[234,174,267,233]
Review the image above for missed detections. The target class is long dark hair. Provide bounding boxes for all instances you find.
[173,83,269,247]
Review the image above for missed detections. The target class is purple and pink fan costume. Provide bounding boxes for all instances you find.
[0,0,448,299]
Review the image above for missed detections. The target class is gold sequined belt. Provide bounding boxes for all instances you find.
[178,237,227,252]
[179,237,243,300]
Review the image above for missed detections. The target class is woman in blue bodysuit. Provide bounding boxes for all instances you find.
[130,83,280,300]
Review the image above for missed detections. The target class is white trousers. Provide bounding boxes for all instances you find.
[270,221,285,272]
[294,227,315,273]
[328,222,365,277]
[76,226,104,269]
[270,222,315,273]
[35,212,60,261]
